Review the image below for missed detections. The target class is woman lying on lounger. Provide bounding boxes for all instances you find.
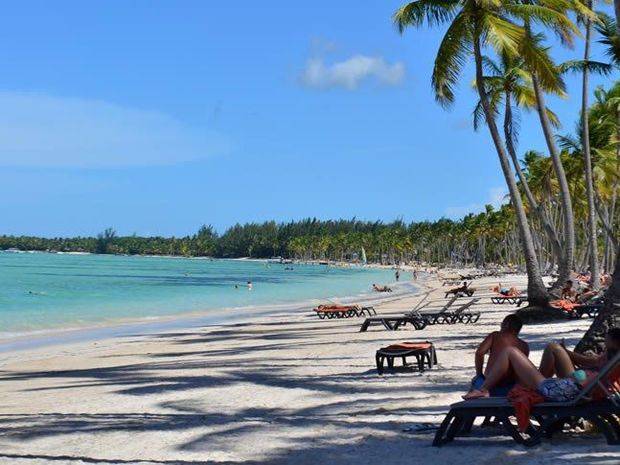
[463,328,620,402]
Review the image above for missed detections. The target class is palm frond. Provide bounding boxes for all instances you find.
[431,11,472,106]
[559,59,614,76]
[481,13,524,57]
[595,12,620,65]
[506,4,580,46]
[519,33,566,94]
[472,99,486,131]
[393,0,460,32]
[481,55,502,75]
[556,133,581,152]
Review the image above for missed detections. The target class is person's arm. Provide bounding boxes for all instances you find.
[475,333,494,376]
[564,348,600,369]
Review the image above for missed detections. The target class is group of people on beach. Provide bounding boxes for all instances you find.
[560,273,612,304]
[465,314,620,402]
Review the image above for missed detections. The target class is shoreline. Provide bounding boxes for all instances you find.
[0,253,408,351]
[0,278,423,355]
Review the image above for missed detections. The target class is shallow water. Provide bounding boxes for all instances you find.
[0,251,399,336]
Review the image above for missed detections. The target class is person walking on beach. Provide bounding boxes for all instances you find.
[470,315,529,396]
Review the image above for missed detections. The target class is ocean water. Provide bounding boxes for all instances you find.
[0,251,399,337]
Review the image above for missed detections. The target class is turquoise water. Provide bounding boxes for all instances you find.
[0,251,397,336]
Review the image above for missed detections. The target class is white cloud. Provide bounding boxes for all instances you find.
[299,55,406,90]
[0,91,230,168]
[445,187,509,218]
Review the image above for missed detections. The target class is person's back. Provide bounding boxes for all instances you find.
[471,314,529,396]
[485,330,529,376]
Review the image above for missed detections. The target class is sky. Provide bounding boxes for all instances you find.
[0,1,615,237]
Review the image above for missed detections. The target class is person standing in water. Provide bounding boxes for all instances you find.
[247,281,253,291]
[395,270,400,282]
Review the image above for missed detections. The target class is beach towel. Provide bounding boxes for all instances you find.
[549,299,579,312]
[507,385,544,432]
[316,304,356,311]
[383,342,432,351]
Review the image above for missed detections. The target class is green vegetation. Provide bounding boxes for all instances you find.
[394,0,619,346]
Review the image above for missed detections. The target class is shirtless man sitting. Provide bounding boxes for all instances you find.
[471,314,529,396]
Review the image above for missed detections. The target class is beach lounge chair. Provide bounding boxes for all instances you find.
[358,293,435,332]
[447,298,481,324]
[314,305,376,319]
[491,294,524,305]
[375,341,437,374]
[413,296,458,325]
[417,297,480,325]
[358,312,428,332]
[575,303,602,318]
[549,300,601,320]
[432,352,620,447]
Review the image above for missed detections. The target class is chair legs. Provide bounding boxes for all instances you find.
[375,346,436,374]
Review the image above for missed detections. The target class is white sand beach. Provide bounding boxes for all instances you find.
[0,273,618,465]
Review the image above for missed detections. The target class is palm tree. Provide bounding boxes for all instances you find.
[473,53,565,275]
[565,3,616,289]
[393,0,558,306]
[517,7,584,283]
[579,2,600,288]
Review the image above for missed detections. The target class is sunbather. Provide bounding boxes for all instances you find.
[471,315,529,396]
[372,284,392,293]
[463,328,620,401]
[445,281,473,298]
[492,283,519,296]
[575,287,599,304]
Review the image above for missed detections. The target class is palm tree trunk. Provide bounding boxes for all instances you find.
[473,36,549,306]
[503,94,565,281]
[581,5,601,289]
[531,75,576,278]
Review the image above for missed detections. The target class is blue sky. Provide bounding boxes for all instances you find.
[0,1,614,237]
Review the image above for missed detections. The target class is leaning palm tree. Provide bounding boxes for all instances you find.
[393,0,567,306]
[472,53,565,275]
[518,0,596,284]
[524,31,579,286]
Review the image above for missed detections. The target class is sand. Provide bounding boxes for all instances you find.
[0,273,618,465]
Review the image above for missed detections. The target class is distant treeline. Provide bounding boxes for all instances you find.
[1,201,616,269]
[0,208,536,266]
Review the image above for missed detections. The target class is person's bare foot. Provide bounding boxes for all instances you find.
[463,389,490,400]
